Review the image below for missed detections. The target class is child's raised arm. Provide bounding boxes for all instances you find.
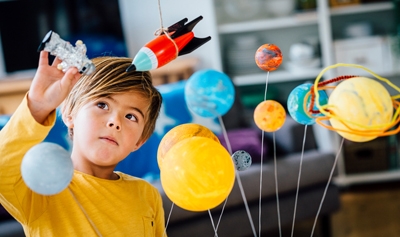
[28,51,81,124]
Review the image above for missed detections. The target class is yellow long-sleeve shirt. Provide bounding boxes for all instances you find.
[0,96,166,236]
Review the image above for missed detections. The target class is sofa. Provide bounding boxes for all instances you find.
[0,80,340,236]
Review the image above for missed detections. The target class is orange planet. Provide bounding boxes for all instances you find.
[255,44,283,72]
[157,123,220,168]
[253,100,286,132]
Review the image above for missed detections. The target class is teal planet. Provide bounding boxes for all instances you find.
[184,69,235,118]
[287,83,328,125]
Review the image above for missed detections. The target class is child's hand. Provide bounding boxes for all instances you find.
[28,51,81,124]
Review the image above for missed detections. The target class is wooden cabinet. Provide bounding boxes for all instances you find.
[0,78,31,115]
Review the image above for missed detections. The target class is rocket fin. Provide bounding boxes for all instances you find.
[171,16,203,39]
[161,18,188,35]
[178,36,211,56]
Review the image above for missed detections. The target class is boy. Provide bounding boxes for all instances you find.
[0,51,166,236]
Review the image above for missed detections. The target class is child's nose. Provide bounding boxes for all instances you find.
[107,117,121,130]
[107,122,120,130]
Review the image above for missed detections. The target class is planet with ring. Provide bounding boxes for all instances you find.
[328,77,393,142]
[287,83,329,125]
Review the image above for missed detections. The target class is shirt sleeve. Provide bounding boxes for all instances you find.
[0,94,56,223]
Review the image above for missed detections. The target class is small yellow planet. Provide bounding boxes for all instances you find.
[253,100,286,132]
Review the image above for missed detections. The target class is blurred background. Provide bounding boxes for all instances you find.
[1,0,400,236]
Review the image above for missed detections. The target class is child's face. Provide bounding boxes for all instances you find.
[67,91,149,167]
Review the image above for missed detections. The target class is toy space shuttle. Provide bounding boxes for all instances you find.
[37,30,95,75]
[126,16,211,72]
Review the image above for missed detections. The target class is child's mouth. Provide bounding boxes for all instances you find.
[101,136,118,145]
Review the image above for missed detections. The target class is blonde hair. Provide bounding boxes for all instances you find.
[61,56,162,143]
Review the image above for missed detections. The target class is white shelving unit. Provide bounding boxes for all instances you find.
[327,1,400,187]
[216,0,398,86]
[330,1,393,15]
[217,9,324,85]
[218,11,319,34]
[232,68,323,85]
[213,0,399,187]
[326,2,400,187]
[120,0,399,187]
[216,10,324,85]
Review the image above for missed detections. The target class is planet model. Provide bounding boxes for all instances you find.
[185,69,235,118]
[160,137,235,212]
[232,150,252,171]
[255,44,283,72]
[287,83,328,125]
[328,77,393,142]
[157,123,219,168]
[254,100,286,132]
[21,142,73,195]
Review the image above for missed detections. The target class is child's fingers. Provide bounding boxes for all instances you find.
[38,51,49,67]
[38,51,62,69]
[71,69,81,85]
[52,56,62,68]
[61,67,79,90]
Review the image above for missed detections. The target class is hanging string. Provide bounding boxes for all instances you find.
[290,125,308,237]
[310,138,344,237]
[163,202,174,237]
[214,115,230,237]
[208,210,219,237]
[258,71,270,237]
[273,132,282,237]
[263,71,270,101]
[155,0,179,57]
[258,130,265,237]
[68,188,102,237]
[157,0,164,30]
[214,199,228,237]
[216,115,257,237]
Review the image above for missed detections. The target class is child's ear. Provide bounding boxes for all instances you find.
[62,114,74,128]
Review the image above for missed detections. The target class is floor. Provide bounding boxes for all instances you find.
[265,181,400,237]
[330,181,400,237]
[265,217,325,237]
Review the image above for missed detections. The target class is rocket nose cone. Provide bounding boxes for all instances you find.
[126,64,136,72]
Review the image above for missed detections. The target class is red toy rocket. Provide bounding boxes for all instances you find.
[126,16,211,72]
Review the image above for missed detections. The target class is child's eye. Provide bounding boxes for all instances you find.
[126,114,137,122]
[97,102,108,110]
